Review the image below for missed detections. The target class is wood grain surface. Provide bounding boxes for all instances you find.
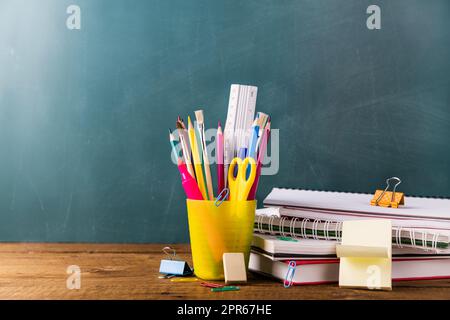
[0,243,449,300]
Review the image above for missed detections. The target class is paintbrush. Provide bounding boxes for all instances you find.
[195,110,214,200]
[176,117,195,178]
[188,116,207,200]
[168,129,179,162]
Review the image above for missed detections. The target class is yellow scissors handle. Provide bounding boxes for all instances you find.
[237,157,256,200]
[228,157,242,201]
[228,157,257,201]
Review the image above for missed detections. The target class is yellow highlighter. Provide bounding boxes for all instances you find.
[227,157,257,201]
[188,116,207,200]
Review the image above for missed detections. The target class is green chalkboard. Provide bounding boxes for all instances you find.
[0,0,449,242]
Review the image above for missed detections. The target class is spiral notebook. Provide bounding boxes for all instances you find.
[249,251,450,285]
[259,188,450,252]
[252,234,450,260]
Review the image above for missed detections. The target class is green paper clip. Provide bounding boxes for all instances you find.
[211,286,240,292]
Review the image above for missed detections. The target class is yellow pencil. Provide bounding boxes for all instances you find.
[170,277,199,282]
[188,116,207,200]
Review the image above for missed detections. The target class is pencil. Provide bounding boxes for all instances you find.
[195,110,214,200]
[188,116,207,200]
[170,277,199,282]
[217,121,224,194]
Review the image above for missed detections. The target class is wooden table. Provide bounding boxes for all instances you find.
[0,243,449,300]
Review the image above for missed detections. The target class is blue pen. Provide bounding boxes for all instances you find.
[247,125,259,159]
[243,121,258,180]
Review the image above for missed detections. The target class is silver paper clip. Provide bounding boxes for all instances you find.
[214,188,229,207]
[283,261,296,288]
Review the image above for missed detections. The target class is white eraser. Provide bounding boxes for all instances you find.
[223,252,247,284]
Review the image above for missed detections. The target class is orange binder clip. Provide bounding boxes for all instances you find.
[370,177,404,208]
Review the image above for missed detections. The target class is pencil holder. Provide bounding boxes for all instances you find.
[186,199,256,280]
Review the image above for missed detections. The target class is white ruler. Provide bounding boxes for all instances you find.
[223,84,257,185]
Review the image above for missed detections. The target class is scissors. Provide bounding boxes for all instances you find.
[227,157,257,201]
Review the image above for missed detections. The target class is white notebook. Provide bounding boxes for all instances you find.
[264,188,450,221]
[249,251,450,285]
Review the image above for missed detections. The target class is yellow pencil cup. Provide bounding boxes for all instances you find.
[186,199,256,280]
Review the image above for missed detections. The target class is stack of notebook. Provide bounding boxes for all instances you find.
[249,188,450,285]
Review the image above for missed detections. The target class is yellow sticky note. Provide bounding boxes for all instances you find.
[336,220,392,290]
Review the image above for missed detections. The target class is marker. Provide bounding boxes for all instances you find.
[178,159,203,200]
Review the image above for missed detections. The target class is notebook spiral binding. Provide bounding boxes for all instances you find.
[256,215,343,242]
[255,214,446,251]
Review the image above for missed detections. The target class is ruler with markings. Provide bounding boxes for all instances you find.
[223,84,257,185]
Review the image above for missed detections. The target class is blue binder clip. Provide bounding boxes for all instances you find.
[159,247,193,276]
